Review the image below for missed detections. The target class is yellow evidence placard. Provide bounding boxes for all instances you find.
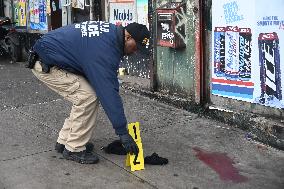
[125,122,145,171]
[128,122,141,142]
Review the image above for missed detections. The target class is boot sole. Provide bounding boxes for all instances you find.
[63,153,99,164]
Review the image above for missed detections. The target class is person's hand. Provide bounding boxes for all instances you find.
[119,133,139,156]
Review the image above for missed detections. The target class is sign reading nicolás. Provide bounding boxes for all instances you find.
[109,2,136,27]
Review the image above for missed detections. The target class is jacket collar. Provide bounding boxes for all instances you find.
[116,25,125,59]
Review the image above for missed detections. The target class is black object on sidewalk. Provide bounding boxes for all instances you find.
[103,140,127,155]
[103,140,169,165]
[144,153,168,165]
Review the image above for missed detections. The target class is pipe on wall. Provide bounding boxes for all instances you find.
[194,0,202,104]
[149,0,158,91]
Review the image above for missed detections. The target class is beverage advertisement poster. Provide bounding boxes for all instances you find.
[212,0,284,109]
[29,0,47,30]
[109,2,136,27]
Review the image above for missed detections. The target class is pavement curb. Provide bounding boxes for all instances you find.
[121,84,284,151]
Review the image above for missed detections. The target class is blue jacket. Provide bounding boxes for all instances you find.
[34,21,128,135]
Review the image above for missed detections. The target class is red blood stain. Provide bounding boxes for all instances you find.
[193,147,248,183]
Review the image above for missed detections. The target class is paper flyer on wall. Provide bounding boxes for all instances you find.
[212,0,284,109]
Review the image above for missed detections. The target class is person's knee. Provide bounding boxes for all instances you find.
[77,93,97,106]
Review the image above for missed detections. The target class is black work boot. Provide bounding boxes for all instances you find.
[62,148,99,164]
[55,142,94,153]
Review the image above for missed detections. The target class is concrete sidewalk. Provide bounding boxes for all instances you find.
[0,58,283,189]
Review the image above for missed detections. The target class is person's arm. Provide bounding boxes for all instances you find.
[83,63,139,155]
[83,62,138,155]
[84,64,128,135]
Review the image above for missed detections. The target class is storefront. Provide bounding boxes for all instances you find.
[1,0,99,61]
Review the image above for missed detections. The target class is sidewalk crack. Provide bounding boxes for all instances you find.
[95,153,159,189]
[1,149,53,162]
[14,109,59,133]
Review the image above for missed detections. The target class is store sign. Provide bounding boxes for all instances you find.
[109,2,136,26]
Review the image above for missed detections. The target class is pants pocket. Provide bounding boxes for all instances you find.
[64,81,81,105]
[54,71,80,100]
[33,63,81,104]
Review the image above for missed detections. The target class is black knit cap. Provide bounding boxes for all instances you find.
[125,22,150,55]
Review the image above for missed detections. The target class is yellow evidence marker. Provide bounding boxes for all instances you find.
[128,122,141,142]
[125,122,145,171]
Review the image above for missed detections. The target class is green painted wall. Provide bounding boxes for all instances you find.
[154,0,197,99]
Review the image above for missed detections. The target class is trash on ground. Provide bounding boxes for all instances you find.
[102,140,127,155]
[144,152,168,165]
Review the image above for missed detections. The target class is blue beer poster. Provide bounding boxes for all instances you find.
[212,0,284,109]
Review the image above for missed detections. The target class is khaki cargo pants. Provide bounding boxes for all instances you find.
[32,61,99,152]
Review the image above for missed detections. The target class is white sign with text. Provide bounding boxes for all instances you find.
[109,2,136,27]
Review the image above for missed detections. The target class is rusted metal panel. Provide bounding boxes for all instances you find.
[156,47,174,92]
[155,0,199,100]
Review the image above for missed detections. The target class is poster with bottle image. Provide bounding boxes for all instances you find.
[212,0,284,109]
